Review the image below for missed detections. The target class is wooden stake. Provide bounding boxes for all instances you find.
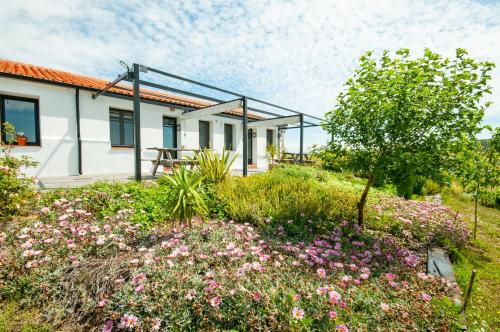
[461,269,476,313]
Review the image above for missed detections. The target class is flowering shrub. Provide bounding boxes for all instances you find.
[0,195,463,330]
[0,154,38,220]
[368,196,470,248]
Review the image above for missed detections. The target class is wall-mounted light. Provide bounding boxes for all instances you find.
[177,124,181,131]
[169,107,176,112]
[252,132,257,138]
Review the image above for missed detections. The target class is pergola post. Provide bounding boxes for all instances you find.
[132,64,142,181]
[242,96,248,176]
[299,113,304,164]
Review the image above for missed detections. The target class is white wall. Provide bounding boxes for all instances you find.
[0,77,279,177]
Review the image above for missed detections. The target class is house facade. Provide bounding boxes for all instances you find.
[0,60,280,178]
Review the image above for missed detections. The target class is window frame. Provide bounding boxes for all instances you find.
[199,120,211,149]
[224,123,235,151]
[109,108,134,148]
[0,94,41,146]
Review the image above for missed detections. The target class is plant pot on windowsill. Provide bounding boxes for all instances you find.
[16,134,27,146]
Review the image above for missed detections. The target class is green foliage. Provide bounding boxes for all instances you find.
[215,166,358,234]
[163,166,207,227]
[192,149,237,184]
[265,143,279,164]
[42,180,172,229]
[453,127,500,236]
[310,144,351,172]
[0,122,39,220]
[421,178,442,196]
[322,48,494,222]
[479,188,499,208]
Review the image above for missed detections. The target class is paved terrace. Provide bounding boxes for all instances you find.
[37,168,267,189]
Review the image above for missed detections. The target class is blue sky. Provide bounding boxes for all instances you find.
[1,0,500,151]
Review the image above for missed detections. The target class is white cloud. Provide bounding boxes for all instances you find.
[1,0,499,150]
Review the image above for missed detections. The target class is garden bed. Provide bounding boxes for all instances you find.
[0,167,470,331]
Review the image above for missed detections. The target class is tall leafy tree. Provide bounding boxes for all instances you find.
[454,128,499,239]
[322,48,494,226]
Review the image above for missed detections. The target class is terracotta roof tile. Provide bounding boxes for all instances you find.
[0,59,263,120]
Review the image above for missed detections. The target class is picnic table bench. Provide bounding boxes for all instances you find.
[144,147,205,176]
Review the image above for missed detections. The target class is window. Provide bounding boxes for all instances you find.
[224,123,234,150]
[0,95,40,145]
[266,129,274,146]
[199,120,210,149]
[109,109,134,147]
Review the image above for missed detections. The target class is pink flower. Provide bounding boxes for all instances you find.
[388,281,398,288]
[336,324,349,332]
[134,284,145,292]
[185,289,197,300]
[329,310,338,319]
[292,307,305,320]
[292,294,301,301]
[422,293,432,301]
[253,292,261,301]
[40,207,50,214]
[120,313,139,328]
[316,287,328,295]
[101,320,113,332]
[380,302,390,312]
[329,290,341,304]
[132,273,147,285]
[210,296,221,307]
[98,299,107,307]
[151,318,161,331]
[317,268,327,279]
[385,273,395,281]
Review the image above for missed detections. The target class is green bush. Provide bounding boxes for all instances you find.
[215,167,358,232]
[479,188,500,208]
[191,149,236,184]
[0,154,38,220]
[422,179,442,196]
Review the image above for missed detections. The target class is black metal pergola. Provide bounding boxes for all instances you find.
[93,63,323,180]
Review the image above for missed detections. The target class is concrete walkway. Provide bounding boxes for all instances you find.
[38,168,268,190]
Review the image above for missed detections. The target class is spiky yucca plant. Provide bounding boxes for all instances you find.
[163,165,207,228]
[192,149,237,183]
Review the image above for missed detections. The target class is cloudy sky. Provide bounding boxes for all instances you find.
[1,0,499,151]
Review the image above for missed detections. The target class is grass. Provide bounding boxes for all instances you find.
[442,192,500,330]
[0,302,52,332]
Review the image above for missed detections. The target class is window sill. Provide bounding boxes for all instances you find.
[11,144,41,148]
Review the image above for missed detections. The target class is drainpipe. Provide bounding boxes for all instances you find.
[75,88,82,175]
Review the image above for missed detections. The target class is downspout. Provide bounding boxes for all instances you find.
[75,88,82,175]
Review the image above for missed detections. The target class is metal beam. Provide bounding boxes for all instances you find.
[248,115,300,128]
[182,99,243,119]
[299,113,304,163]
[280,124,320,129]
[132,64,142,181]
[242,96,248,177]
[92,71,129,99]
[144,66,323,122]
[123,78,319,123]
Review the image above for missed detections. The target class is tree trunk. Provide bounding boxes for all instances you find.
[473,183,479,240]
[357,175,374,227]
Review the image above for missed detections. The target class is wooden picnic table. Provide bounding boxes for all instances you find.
[279,152,314,165]
[145,147,207,176]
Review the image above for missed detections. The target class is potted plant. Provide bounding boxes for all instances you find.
[16,132,27,146]
[265,143,278,170]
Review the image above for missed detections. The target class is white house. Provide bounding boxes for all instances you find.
[0,59,283,178]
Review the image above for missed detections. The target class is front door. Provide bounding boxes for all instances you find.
[163,116,177,158]
[247,129,253,164]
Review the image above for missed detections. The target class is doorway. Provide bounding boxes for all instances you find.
[163,116,177,157]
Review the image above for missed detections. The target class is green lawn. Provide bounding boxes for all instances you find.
[442,193,500,330]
